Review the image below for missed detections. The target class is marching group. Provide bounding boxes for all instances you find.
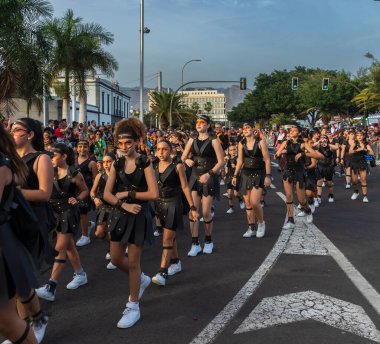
[0,115,377,343]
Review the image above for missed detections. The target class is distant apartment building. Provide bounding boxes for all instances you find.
[6,76,130,125]
[179,88,226,123]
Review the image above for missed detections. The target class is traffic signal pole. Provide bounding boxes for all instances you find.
[168,79,246,127]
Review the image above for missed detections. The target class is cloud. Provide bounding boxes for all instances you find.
[256,0,276,8]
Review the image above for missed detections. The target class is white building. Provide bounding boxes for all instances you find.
[178,88,226,123]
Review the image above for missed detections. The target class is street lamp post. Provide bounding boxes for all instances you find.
[139,0,150,122]
[181,59,201,91]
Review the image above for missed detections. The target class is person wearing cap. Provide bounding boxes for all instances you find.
[75,140,98,247]
[181,115,224,256]
[232,123,271,238]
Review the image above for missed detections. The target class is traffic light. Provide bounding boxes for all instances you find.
[240,77,247,90]
[292,77,299,90]
[322,78,329,91]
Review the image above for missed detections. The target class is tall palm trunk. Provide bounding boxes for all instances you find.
[79,92,87,123]
[62,69,70,121]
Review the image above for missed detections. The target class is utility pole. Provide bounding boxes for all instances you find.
[157,71,162,91]
[139,0,144,121]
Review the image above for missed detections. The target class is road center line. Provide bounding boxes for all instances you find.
[189,194,292,344]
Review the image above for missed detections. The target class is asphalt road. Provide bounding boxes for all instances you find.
[2,162,380,344]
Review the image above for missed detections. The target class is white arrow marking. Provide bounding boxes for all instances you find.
[235,291,380,343]
[271,161,279,167]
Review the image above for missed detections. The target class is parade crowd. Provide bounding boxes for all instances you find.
[0,115,378,344]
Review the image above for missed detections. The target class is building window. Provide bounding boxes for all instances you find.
[107,94,110,114]
[101,92,105,113]
[124,101,126,118]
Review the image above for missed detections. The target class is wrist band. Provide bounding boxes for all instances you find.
[116,199,123,209]
[266,174,272,177]
[208,170,215,176]
[190,205,197,211]
[91,195,95,201]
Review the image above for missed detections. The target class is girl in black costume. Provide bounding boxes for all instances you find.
[181,115,224,257]
[90,152,116,270]
[232,124,271,239]
[10,118,54,343]
[349,131,374,203]
[36,144,89,302]
[0,124,38,344]
[274,127,320,229]
[340,130,355,189]
[151,140,198,286]
[314,135,339,203]
[103,118,158,329]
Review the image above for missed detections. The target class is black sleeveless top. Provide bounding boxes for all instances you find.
[96,173,108,200]
[114,156,150,204]
[318,145,334,166]
[0,153,12,220]
[242,138,264,171]
[226,157,237,177]
[75,158,94,187]
[286,140,304,169]
[190,137,217,173]
[50,170,77,201]
[22,152,41,191]
[154,160,181,199]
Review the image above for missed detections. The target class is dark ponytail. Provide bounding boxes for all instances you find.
[53,143,76,166]
[16,118,44,151]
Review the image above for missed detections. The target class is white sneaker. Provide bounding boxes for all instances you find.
[306,213,313,224]
[188,244,202,257]
[282,221,295,230]
[168,261,182,276]
[314,199,319,208]
[139,273,151,299]
[226,207,235,214]
[211,211,215,218]
[317,197,322,204]
[125,247,129,256]
[203,242,214,254]
[31,313,48,343]
[256,222,266,238]
[36,284,55,302]
[223,192,228,197]
[220,179,225,186]
[66,272,88,290]
[117,302,140,329]
[107,262,117,270]
[345,184,351,189]
[199,217,204,222]
[297,211,306,217]
[105,252,111,260]
[351,192,359,200]
[152,273,167,286]
[322,182,325,187]
[76,235,90,247]
[297,204,302,209]
[153,229,162,237]
[328,196,334,203]
[363,196,369,203]
[239,200,246,210]
[243,226,256,238]
[88,221,95,235]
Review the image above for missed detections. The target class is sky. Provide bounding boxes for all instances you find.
[49,0,380,90]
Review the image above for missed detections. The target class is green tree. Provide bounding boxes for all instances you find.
[0,0,53,115]
[45,9,117,122]
[204,101,213,114]
[149,91,195,129]
[191,101,200,114]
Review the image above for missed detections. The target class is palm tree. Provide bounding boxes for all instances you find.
[204,101,213,114]
[0,0,53,116]
[45,9,118,123]
[149,91,195,129]
[191,101,200,115]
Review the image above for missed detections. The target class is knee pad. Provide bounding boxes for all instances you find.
[20,289,36,304]
[162,246,173,250]
[54,258,66,264]
[13,322,30,344]
[203,219,213,224]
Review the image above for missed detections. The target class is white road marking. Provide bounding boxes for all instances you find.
[314,225,380,316]
[270,183,276,189]
[235,291,380,343]
[271,161,279,167]
[276,191,286,202]
[189,220,293,344]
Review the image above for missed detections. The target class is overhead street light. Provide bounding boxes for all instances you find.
[181,59,201,91]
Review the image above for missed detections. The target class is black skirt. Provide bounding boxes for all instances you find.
[31,203,56,267]
[155,196,184,231]
[317,165,334,181]
[283,167,306,189]
[305,168,317,191]
[188,171,220,200]
[0,222,38,307]
[350,157,369,173]
[237,169,265,196]
[52,203,80,235]
[107,202,154,246]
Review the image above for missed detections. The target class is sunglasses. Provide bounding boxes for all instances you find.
[10,127,28,135]
[196,120,207,125]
